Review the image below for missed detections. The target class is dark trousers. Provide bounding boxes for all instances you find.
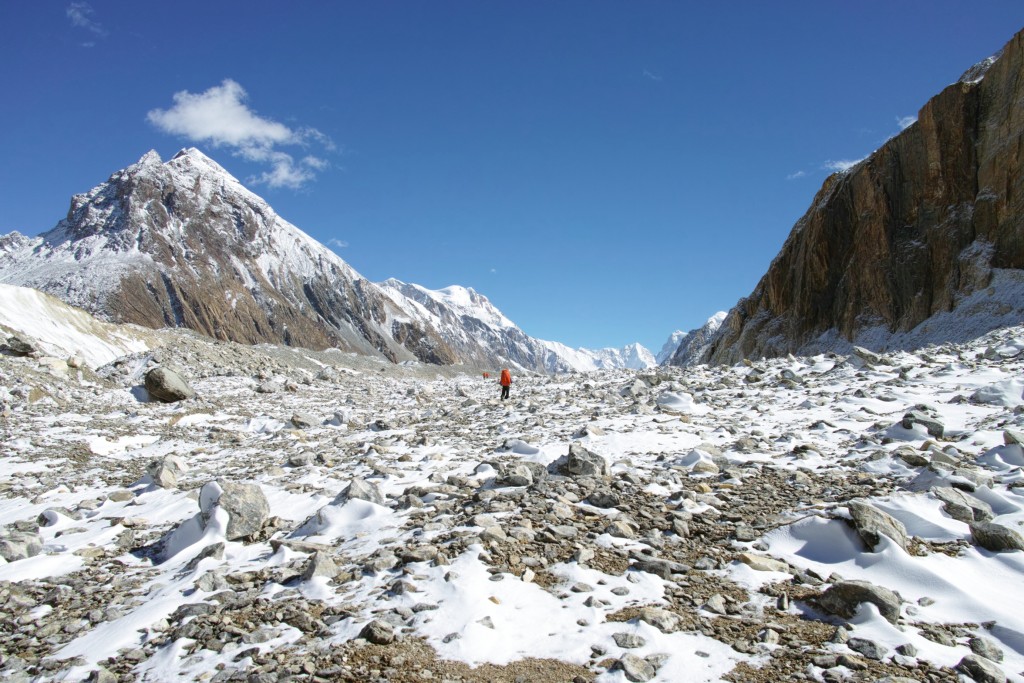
[500,385,510,400]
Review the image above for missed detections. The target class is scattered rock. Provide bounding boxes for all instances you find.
[847,499,909,552]
[200,480,270,541]
[956,654,1007,683]
[144,366,196,402]
[818,580,901,625]
[969,522,1024,552]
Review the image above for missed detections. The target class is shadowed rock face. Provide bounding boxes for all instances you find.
[703,29,1024,365]
[2,149,458,364]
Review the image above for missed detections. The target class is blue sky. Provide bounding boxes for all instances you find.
[2,3,1022,354]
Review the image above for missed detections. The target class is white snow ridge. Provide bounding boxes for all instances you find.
[2,294,1024,682]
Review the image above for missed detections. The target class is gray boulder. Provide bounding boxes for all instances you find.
[0,529,43,562]
[290,412,319,429]
[933,487,994,524]
[818,580,901,625]
[335,478,386,506]
[145,366,196,402]
[969,522,1024,552]
[847,499,909,552]
[3,334,36,356]
[301,552,340,581]
[200,480,270,541]
[956,654,1007,683]
[359,619,395,645]
[146,454,187,489]
[498,463,534,487]
[613,653,655,682]
[901,409,944,438]
[549,443,610,478]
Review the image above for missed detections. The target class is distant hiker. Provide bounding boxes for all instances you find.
[483,372,490,379]
[499,368,512,400]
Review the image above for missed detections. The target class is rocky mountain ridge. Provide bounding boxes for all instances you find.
[694,28,1024,365]
[0,150,650,374]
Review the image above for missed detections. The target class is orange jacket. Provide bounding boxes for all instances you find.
[499,369,511,386]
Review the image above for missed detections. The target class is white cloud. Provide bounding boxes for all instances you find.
[147,79,333,189]
[67,2,107,38]
[897,115,917,130]
[823,157,866,173]
[327,238,349,249]
[786,170,807,180]
[643,69,663,82]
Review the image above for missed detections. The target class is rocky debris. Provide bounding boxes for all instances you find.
[2,334,36,356]
[3,305,1024,683]
[144,366,196,402]
[199,480,270,541]
[846,499,909,552]
[0,528,43,562]
[969,522,1024,552]
[818,580,902,625]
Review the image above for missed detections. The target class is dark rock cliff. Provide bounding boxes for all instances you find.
[702,28,1024,365]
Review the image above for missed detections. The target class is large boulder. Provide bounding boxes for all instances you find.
[145,367,196,402]
[200,480,270,541]
[818,580,902,625]
[549,443,610,478]
[933,487,994,523]
[0,528,43,562]
[334,478,386,506]
[847,499,909,552]
[3,334,36,356]
[969,522,1024,552]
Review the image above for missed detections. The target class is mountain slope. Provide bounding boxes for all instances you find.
[702,28,1024,364]
[664,312,727,367]
[0,149,459,364]
[377,279,655,372]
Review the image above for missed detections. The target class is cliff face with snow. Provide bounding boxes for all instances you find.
[664,312,727,367]
[701,28,1024,364]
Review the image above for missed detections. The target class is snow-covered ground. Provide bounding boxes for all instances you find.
[1,307,1023,682]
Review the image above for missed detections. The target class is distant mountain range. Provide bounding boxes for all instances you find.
[4,28,1023,370]
[0,148,653,372]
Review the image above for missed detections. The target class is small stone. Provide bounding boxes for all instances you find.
[359,620,395,645]
[846,636,887,660]
[614,653,655,682]
[703,594,728,615]
[737,552,789,573]
[612,632,646,648]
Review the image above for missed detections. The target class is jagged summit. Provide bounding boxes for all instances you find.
[0,150,650,372]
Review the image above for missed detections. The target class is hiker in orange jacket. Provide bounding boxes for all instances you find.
[499,368,512,400]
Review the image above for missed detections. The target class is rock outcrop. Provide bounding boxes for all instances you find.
[702,29,1024,364]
